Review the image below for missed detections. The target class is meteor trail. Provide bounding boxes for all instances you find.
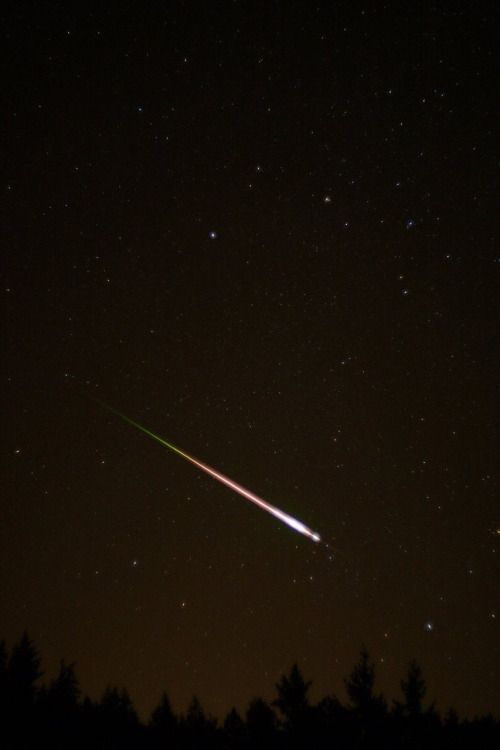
[101,403,321,543]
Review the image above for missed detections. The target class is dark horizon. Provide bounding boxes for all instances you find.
[1,631,498,749]
[1,619,498,723]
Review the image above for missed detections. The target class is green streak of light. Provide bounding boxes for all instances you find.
[98,401,189,461]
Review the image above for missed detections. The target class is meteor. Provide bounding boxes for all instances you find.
[101,403,321,543]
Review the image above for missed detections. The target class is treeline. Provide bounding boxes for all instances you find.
[0,634,498,749]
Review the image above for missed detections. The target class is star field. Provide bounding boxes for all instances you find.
[1,2,498,721]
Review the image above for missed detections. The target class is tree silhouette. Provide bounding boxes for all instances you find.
[46,660,81,710]
[344,646,386,716]
[7,632,42,705]
[101,686,138,723]
[97,686,140,748]
[392,659,441,748]
[345,646,373,710]
[274,663,311,726]
[0,632,499,748]
[38,659,81,744]
[150,691,178,746]
[4,632,43,744]
[182,695,218,748]
[274,663,314,747]
[398,659,427,717]
[246,697,277,748]
[344,647,388,747]
[223,707,245,748]
[314,694,350,748]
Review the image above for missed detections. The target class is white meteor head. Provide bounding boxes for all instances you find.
[278,512,321,543]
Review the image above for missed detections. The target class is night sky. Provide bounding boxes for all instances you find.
[2,2,498,721]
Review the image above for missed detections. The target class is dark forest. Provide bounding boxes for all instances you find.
[1,633,498,749]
